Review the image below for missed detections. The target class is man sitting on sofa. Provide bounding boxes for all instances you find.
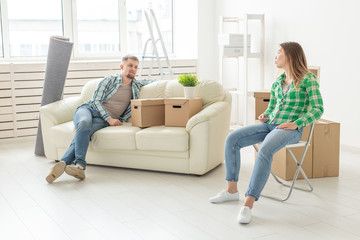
[46,54,156,183]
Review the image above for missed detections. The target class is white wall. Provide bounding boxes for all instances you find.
[197,0,360,149]
[173,0,198,59]
[197,0,217,81]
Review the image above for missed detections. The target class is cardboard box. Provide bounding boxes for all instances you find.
[222,46,251,57]
[165,98,202,127]
[218,34,251,47]
[312,119,340,178]
[255,125,313,180]
[255,67,320,120]
[272,125,313,180]
[255,119,340,180]
[254,90,270,119]
[131,99,165,127]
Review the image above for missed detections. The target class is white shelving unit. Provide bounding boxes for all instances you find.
[219,14,265,126]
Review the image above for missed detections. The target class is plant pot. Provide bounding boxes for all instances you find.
[184,87,195,98]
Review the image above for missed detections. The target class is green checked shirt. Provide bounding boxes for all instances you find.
[263,72,324,129]
[86,73,156,122]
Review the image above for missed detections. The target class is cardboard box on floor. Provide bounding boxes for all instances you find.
[254,90,270,119]
[164,98,202,127]
[254,66,320,120]
[271,125,313,180]
[131,99,165,127]
[255,124,312,181]
[255,119,340,180]
[312,119,340,178]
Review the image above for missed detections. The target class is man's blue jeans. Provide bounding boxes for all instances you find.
[61,105,109,169]
[225,123,303,200]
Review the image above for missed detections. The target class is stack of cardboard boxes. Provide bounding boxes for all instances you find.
[218,34,251,57]
[254,90,340,180]
[131,98,202,127]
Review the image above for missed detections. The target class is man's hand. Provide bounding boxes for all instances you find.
[107,118,123,126]
[258,114,268,123]
[277,122,298,130]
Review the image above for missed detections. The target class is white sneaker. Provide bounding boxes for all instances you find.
[237,206,252,224]
[209,190,239,203]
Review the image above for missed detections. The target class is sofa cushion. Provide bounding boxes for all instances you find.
[81,79,101,102]
[50,121,140,151]
[194,80,225,108]
[139,80,167,99]
[163,79,225,107]
[136,126,189,151]
[51,121,76,148]
[164,80,185,98]
[91,123,140,150]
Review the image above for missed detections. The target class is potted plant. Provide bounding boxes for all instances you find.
[178,73,199,98]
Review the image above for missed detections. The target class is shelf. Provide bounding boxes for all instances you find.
[222,14,264,22]
[247,14,264,20]
[222,52,263,59]
[228,90,255,97]
[219,14,265,126]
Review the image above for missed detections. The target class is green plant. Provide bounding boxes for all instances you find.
[178,73,199,87]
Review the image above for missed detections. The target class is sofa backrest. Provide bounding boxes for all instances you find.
[139,79,226,107]
[80,78,227,107]
[80,78,101,102]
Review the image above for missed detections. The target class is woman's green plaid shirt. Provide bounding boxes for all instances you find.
[264,72,324,129]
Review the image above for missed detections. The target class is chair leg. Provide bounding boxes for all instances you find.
[261,169,313,201]
[259,147,313,202]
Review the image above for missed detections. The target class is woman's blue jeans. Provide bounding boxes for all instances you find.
[60,105,109,169]
[225,123,303,200]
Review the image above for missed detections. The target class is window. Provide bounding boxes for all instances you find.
[75,0,120,55]
[7,0,63,57]
[0,10,3,57]
[0,0,174,59]
[127,0,173,55]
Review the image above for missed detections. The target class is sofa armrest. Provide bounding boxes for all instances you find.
[40,96,84,125]
[40,96,84,160]
[187,101,231,175]
[186,101,229,132]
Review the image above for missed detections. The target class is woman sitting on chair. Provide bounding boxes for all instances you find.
[209,42,324,224]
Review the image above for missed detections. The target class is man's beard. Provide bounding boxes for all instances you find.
[126,73,135,80]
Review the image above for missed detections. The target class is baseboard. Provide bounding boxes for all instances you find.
[341,144,360,154]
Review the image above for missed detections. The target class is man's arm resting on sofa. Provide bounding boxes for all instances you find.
[186,101,230,132]
[40,96,84,125]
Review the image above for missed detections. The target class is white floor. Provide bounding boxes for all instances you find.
[1,136,360,240]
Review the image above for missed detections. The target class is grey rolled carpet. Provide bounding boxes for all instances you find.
[35,36,73,156]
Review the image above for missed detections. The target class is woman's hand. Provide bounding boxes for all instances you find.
[107,118,123,126]
[258,114,268,123]
[277,122,298,130]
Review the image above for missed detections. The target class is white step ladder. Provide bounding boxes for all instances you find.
[137,9,173,79]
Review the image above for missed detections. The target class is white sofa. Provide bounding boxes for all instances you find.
[40,79,231,175]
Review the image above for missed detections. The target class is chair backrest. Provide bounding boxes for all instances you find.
[305,122,316,146]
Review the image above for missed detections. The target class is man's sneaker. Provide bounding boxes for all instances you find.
[65,165,85,180]
[46,161,66,183]
[209,190,239,203]
[237,206,252,224]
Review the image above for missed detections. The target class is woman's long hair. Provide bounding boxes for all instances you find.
[280,42,308,88]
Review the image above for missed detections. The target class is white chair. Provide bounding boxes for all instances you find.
[253,122,315,201]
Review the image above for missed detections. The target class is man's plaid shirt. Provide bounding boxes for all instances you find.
[263,72,324,129]
[86,74,156,122]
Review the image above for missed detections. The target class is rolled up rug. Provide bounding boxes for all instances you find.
[35,36,73,156]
